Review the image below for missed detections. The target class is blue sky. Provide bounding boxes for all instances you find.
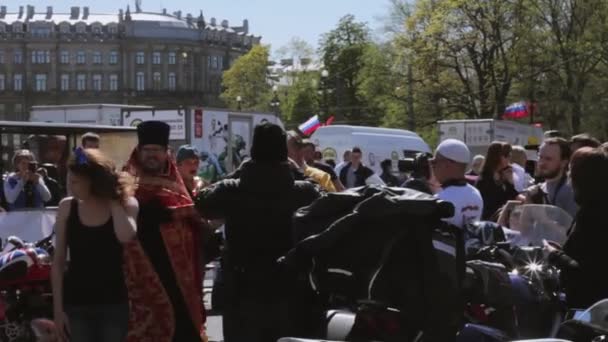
[18,0,389,56]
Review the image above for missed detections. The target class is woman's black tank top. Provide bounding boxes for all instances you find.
[63,199,127,305]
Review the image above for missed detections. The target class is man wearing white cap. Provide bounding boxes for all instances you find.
[431,139,483,228]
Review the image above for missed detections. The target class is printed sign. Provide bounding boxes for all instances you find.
[122,110,186,140]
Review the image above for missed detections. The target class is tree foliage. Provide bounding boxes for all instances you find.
[220,45,272,111]
[319,15,378,125]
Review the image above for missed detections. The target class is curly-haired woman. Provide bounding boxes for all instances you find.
[51,147,138,342]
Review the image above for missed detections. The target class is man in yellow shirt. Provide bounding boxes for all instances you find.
[287,131,337,192]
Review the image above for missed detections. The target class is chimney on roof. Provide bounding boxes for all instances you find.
[125,5,131,21]
[0,6,7,19]
[83,7,89,19]
[210,17,216,26]
[119,9,124,21]
[176,11,182,19]
[162,8,167,15]
[243,19,249,34]
[18,6,23,19]
[46,6,52,19]
[70,7,80,20]
[26,5,35,20]
[221,19,228,28]
[186,13,193,25]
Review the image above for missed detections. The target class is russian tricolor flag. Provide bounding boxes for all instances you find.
[298,115,321,136]
[503,102,529,119]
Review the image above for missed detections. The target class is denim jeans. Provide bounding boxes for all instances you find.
[65,302,129,342]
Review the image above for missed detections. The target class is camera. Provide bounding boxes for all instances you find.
[398,152,432,175]
[28,161,38,173]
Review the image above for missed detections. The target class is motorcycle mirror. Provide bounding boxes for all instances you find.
[7,236,25,249]
[593,336,607,342]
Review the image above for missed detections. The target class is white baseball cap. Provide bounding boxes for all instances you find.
[435,139,471,164]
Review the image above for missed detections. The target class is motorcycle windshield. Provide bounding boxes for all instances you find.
[0,209,56,251]
[508,204,572,247]
[572,298,608,331]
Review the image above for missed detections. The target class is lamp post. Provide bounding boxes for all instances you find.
[270,85,280,117]
[236,95,242,111]
[320,69,329,118]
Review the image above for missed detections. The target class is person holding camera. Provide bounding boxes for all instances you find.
[402,153,436,194]
[3,150,52,210]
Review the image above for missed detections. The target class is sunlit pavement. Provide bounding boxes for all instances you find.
[207,316,223,342]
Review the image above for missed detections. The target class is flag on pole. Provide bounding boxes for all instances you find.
[298,115,321,136]
[503,102,529,119]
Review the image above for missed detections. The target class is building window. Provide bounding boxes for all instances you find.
[76,24,86,34]
[93,51,102,64]
[31,27,51,38]
[136,72,145,91]
[92,25,102,34]
[13,74,23,91]
[136,52,145,65]
[32,51,50,64]
[77,51,86,64]
[108,25,118,34]
[77,74,86,91]
[14,50,23,64]
[153,72,161,90]
[168,72,176,91]
[60,50,69,64]
[211,56,218,70]
[60,24,70,34]
[218,56,224,70]
[109,51,118,65]
[35,74,47,92]
[168,52,176,65]
[93,74,102,91]
[152,52,161,65]
[0,74,4,91]
[61,74,70,91]
[12,23,22,33]
[0,50,4,64]
[109,74,118,91]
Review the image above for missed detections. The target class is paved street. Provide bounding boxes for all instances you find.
[207,316,223,342]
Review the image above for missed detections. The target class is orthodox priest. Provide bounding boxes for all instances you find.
[124,121,205,342]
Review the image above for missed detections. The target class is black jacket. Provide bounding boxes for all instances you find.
[558,205,608,308]
[195,161,320,296]
[475,176,519,220]
[339,163,375,188]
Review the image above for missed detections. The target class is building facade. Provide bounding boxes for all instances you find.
[0,5,260,121]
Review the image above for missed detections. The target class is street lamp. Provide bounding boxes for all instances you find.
[236,95,242,111]
[320,69,329,117]
[270,85,280,117]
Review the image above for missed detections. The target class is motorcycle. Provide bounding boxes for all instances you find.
[0,210,56,342]
[464,204,573,340]
[278,186,461,342]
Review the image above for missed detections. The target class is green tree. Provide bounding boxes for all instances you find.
[319,15,377,125]
[281,72,320,127]
[221,45,272,111]
[405,0,531,119]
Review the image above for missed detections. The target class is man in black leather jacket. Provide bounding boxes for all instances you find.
[195,123,320,342]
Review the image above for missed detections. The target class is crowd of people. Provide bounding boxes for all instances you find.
[1,121,608,342]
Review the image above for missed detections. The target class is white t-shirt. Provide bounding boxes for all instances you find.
[436,184,484,228]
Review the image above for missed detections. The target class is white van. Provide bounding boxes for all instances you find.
[311,125,431,174]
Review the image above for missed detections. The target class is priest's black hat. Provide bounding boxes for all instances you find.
[137,121,170,147]
[250,123,288,163]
